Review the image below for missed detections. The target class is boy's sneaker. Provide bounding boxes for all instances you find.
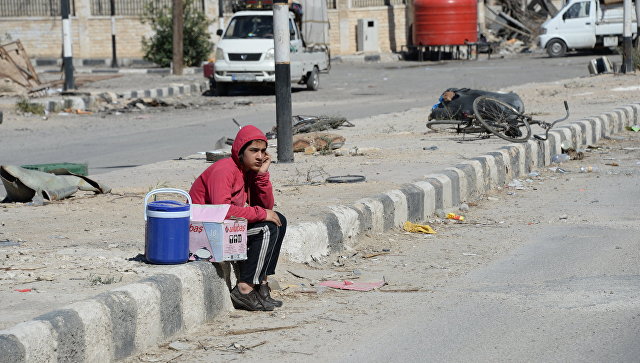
[258,283,283,308]
[230,286,274,311]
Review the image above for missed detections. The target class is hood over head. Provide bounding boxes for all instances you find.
[231,125,268,168]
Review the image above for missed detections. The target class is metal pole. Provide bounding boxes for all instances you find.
[621,0,633,73]
[635,0,640,48]
[218,0,225,30]
[172,0,184,75]
[61,0,75,90]
[110,0,118,68]
[274,0,293,163]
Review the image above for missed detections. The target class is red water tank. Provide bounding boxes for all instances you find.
[413,0,478,46]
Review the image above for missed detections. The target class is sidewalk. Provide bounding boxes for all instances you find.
[0,72,639,362]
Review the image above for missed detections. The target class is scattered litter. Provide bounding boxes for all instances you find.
[507,179,525,190]
[363,251,391,258]
[0,240,21,247]
[325,175,365,183]
[551,154,570,164]
[1,165,111,203]
[168,341,193,351]
[549,167,568,173]
[446,213,464,221]
[462,253,477,256]
[15,288,32,292]
[605,162,619,166]
[403,221,436,234]
[528,171,540,177]
[560,140,573,150]
[626,125,640,132]
[318,280,385,291]
[459,203,470,212]
[293,132,345,153]
[559,214,568,220]
[579,166,598,173]
[622,147,640,151]
[423,145,438,151]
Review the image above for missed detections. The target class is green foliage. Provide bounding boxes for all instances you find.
[15,98,45,115]
[141,0,213,67]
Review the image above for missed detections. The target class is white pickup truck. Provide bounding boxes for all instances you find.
[538,0,638,57]
[211,7,329,96]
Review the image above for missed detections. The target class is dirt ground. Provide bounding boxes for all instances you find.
[0,71,639,331]
[120,130,640,362]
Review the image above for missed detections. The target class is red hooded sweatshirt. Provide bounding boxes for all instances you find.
[189,125,274,223]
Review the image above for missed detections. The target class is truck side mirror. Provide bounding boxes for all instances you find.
[216,29,223,36]
[562,12,567,21]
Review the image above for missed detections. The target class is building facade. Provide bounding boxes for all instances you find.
[0,0,408,63]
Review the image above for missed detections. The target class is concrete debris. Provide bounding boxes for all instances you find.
[0,40,44,95]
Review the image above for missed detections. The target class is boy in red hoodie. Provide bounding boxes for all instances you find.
[190,125,286,311]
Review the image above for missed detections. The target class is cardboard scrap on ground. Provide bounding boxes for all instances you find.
[318,280,386,292]
[293,132,345,152]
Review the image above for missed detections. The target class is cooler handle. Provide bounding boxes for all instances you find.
[144,188,192,221]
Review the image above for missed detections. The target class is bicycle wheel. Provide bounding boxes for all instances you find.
[472,96,531,143]
[427,120,487,135]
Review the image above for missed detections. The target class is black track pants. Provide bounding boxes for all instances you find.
[238,211,287,285]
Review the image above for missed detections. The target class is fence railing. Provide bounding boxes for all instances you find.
[90,0,204,16]
[0,0,75,17]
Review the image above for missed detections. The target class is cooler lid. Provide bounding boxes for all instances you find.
[147,200,190,212]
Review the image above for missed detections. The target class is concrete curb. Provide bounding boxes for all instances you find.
[0,262,232,363]
[31,81,210,113]
[280,103,640,262]
[1,103,638,362]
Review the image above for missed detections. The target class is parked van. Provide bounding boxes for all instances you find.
[210,1,329,96]
[538,0,638,57]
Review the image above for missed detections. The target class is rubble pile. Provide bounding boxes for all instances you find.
[483,0,558,55]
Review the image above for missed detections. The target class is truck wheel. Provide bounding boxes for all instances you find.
[215,82,228,96]
[547,39,567,58]
[306,67,319,91]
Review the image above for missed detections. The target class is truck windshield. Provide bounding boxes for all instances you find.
[224,15,273,39]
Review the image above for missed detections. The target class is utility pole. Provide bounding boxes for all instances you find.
[110,0,118,68]
[218,0,225,30]
[273,0,293,163]
[621,0,633,73]
[61,0,75,90]
[172,0,184,75]
[635,0,640,47]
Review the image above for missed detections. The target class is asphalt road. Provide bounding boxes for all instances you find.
[0,53,598,175]
[328,174,640,362]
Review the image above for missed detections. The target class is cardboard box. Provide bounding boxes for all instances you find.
[189,204,248,262]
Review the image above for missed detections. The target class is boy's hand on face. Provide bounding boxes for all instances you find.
[265,209,282,226]
[259,151,271,173]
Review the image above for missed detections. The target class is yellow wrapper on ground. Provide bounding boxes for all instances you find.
[403,221,436,234]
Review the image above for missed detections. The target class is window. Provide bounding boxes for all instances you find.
[224,15,274,39]
[564,1,590,19]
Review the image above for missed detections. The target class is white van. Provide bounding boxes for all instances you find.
[538,0,638,57]
[212,9,329,96]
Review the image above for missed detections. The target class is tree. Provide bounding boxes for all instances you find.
[141,0,213,67]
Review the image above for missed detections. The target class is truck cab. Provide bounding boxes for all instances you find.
[539,0,637,57]
[211,7,329,96]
